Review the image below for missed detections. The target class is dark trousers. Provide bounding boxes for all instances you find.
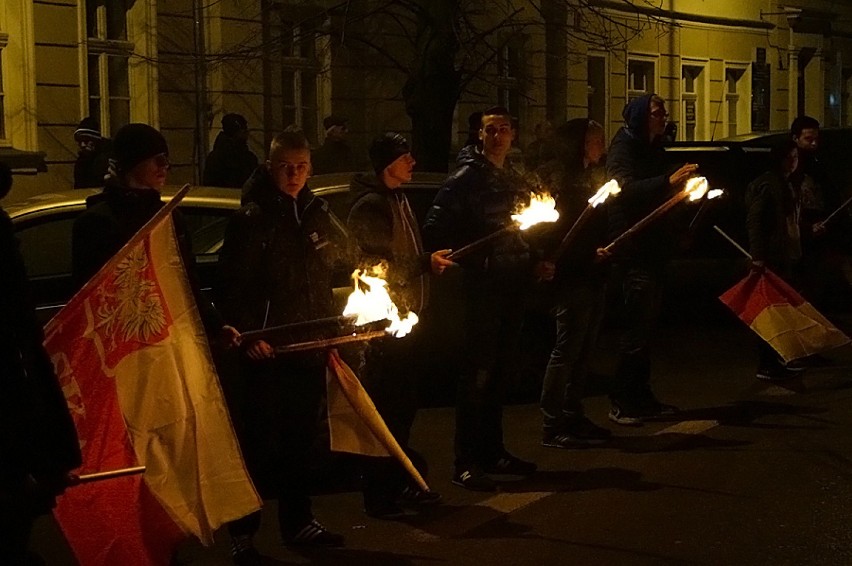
[455,274,527,471]
[0,498,34,565]
[609,264,664,409]
[359,334,421,507]
[228,355,326,538]
[540,279,606,434]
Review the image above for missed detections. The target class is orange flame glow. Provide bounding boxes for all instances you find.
[343,268,418,338]
[588,179,621,208]
[684,176,710,202]
[511,194,559,230]
[707,188,724,200]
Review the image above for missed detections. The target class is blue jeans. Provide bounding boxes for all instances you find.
[540,279,606,434]
[610,264,664,408]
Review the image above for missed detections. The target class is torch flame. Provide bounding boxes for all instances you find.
[511,193,559,230]
[707,188,724,200]
[343,269,419,338]
[588,179,621,208]
[684,176,709,202]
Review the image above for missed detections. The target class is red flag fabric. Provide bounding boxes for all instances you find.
[46,194,260,566]
[719,270,850,362]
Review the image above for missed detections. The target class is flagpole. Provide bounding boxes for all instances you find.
[712,225,753,260]
[240,315,357,343]
[70,466,146,485]
[821,194,852,226]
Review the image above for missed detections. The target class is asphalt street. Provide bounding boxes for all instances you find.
[30,311,852,565]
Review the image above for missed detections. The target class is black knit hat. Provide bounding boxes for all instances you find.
[221,113,248,135]
[369,132,410,175]
[74,117,102,142]
[112,123,168,173]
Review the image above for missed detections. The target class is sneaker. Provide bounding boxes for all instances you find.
[230,535,261,566]
[365,500,406,520]
[568,415,613,441]
[399,486,442,506]
[452,467,496,492]
[541,431,591,449]
[282,519,345,548]
[756,365,802,382]
[483,452,537,477]
[608,402,644,426]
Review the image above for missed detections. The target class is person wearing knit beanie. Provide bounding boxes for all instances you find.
[111,123,170,188]
[369,132,412,177]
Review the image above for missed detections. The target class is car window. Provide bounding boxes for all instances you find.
[181,208,233,258]
[16,214,77,279]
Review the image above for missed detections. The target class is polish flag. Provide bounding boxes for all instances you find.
[720,269,850,362]
[46,186,261,565]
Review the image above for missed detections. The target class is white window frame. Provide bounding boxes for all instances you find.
[83,1,133,137]
[681,59,708,141]
[724,62,751,138]
[587,51,609,139]
[627,54,657,103]
[272,11,322,143]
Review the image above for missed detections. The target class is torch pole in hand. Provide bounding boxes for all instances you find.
[239,315,357,343]
[550,206,593,263]
[71,466,146,486]
[602,190,692,254]
[447,225,518,261]
[822,194,852,226]
[273,330,389,354]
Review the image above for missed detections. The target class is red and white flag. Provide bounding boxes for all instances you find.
[719,270,850,362]
[46,187,261,566]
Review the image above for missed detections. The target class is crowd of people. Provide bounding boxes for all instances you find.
[3,95,850,565]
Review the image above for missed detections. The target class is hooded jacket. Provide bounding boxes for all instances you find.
[422,146,532,278]
[202,132,258,189]
[745,168,800,269]
[606,93,676,264]
[217,167,351,336]
[71,179,223,334]
[348,173,430,314]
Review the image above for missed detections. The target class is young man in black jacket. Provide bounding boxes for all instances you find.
[605,94,697,426]
[347,132,453,517]
[423,106,551,492]
[218,128,350,561]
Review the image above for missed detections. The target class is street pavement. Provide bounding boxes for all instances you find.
[30,312,852,565]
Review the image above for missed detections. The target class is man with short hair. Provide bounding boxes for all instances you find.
[790,115,851,309]
[218,127,350,561]
[348,132,453,517]
[423,106,548,492]
[202,113,258,189]
[605,94,697,426]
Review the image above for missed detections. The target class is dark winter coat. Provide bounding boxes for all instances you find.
[348,173,431,314]
[202,132,258,189]
[73,140,112,189]
[71,180,223,334]
[217,168,351,336]
[791,151,850,253]
[0,209,81,513]
[745,169,800,270]
[422,146,532,278]
[606,93,676,265]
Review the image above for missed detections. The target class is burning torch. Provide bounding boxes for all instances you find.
[448,193,560,261]
[548,179,621,263]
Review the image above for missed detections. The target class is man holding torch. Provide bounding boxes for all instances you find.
[423,106,548,492]
[217,127,350,559]
[604,94,698,426]
[347,132,453,517]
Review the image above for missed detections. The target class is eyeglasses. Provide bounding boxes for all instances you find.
[153,154,170,169]
[650,109,669,119]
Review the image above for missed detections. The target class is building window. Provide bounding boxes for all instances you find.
[588,54,606,130]
[627,59,655,103]
[85,0,132,137]
[272,11,320,144]
[681,64,704,141]
[497,44,521,116]
[725,68,745,137]
[0,39,6,140]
